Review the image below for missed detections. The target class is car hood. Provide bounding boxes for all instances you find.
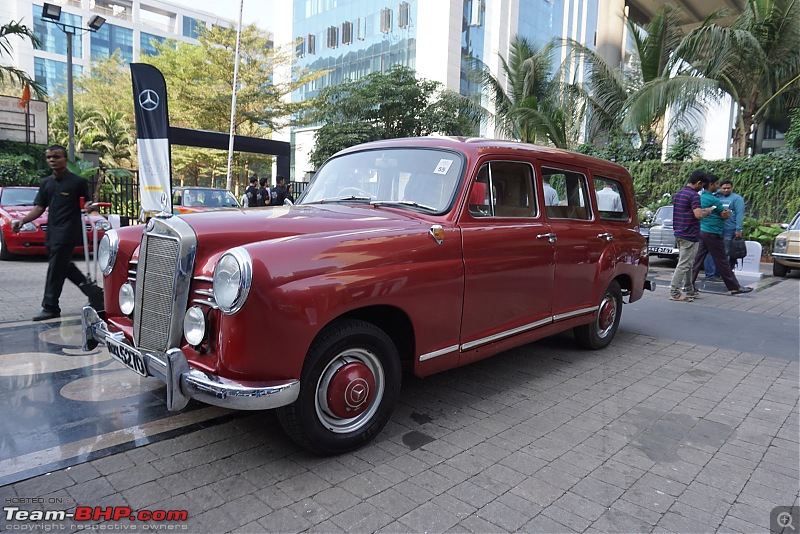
[1,206,36,221]
[180,204,430,245]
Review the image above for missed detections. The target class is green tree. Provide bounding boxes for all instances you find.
[309,66,481,168]
[676,0,800,156]
[665,129,702,162]
[472,36,565,145]
[563,5,716,152]
[0,20,45,98]
[786,106,800,149]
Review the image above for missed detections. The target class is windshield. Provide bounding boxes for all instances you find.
[789,212,800,231]
[299,148,464,213]
[654,206,673,226]
[1,188,37,206]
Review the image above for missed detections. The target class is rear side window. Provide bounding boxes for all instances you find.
[594,176,629,222]
[542,167,591,220]
[469,161,537,218]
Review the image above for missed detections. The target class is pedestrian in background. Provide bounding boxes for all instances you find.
[11,145,104,321]
[272,175,288,206]
[692,174,753,295]
[243,176,258,207]
[704,179,745,280]
[258,177,271,206]
[669,170,715,302]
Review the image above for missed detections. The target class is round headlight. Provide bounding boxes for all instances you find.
[213,247,252,314]
[183,306,206,346]
[94,219,112,231]
[97,230,119,276]
[118,282,135,316]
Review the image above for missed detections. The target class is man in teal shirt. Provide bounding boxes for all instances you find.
[691,175,752,295]
[704,179,745,279]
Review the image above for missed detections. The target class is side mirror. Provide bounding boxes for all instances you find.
[284,198,294,206]
[781,223,789,229]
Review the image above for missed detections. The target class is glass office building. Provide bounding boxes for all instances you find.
[7,0,233,97]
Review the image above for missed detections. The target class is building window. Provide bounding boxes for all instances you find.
[183,16,203,38]
[356,17,366,40]
[380,8,392,33]
[33,5,83,58]
[469,0,483,27]
[91,24,134,62]
[308,33,316,54]
[342,21,353,45]
[399,2,410,28]
[34,57,83,96]
[140,32,165,57]
[326,26,338,48]
[295,36,305,57]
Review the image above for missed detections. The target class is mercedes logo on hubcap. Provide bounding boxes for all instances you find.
[138,89,160,111]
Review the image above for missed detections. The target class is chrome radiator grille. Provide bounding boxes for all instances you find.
[135,235,179,351]
[133,217,197,353]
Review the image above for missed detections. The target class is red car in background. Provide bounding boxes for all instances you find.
[0,186,111,260]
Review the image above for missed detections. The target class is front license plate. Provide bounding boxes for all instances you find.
[107,337,148,377]
[649,246,674,254]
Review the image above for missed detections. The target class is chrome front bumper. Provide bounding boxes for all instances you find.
[81,306,300,412]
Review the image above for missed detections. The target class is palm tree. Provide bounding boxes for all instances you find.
[676,0,800,156]
[89,107,135,168]
[473,35,567,145]
[563,5,717,149]
[0,20,46,98]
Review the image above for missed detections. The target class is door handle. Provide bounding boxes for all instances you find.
[597,232,613,241]
[537,233,557,243]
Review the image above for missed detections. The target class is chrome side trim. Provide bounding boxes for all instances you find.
[194,275,213,282]
[461,317,553,351]
[553,306,598,321]
[82,305,299,411]
[419,344,459,362]
[192,298,219,309]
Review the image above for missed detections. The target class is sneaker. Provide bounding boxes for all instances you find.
[730,287,753,295]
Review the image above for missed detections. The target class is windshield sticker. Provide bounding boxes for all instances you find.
[434,159,454,175]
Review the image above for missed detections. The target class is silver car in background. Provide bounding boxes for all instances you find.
[647,205,678,259]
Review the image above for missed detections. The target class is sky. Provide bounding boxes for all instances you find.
[167,0,275,30]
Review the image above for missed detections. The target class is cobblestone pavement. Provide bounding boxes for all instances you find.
[1,258,798,533]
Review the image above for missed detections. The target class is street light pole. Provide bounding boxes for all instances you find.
[41,3,105,163]
[65,27,75,162]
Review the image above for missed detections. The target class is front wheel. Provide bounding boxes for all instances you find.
[574,280,622,350]
[0,231,14,260]
[277,319,401,455]
[773,261,789,277]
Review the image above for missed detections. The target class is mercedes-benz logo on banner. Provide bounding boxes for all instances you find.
[138,89,159,111]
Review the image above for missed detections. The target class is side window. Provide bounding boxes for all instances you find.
[542,167,591,220]
[173,192,182,206]
[594,176,629,221]
[468,161,536,218]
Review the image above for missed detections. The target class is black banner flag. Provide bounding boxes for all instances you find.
[131,63,172,214]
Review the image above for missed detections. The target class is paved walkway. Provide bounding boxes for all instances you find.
[0,257,798,533]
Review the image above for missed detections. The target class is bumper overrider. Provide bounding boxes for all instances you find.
[81,306,300,411]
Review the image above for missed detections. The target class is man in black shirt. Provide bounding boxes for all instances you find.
[272,175,288,206]
[258,177,271,206]
[11,145,104,321]
[244,176,259,207]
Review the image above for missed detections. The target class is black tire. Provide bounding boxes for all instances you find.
[773,261,789,277]
[0,231,14,260]
[277,318,401,455]
[574,280,622,350]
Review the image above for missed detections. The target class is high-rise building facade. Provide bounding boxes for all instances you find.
[275,0,626,179]
[1,0,233,96]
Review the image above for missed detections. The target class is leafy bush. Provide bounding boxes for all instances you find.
[666,130,701,162]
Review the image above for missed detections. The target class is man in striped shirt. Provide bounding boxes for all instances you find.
[669,170,715,301]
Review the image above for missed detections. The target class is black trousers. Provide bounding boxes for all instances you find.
[691,231,741,291]
[42,243,88,313]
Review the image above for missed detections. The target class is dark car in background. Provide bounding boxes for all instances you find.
[646,205,678,259]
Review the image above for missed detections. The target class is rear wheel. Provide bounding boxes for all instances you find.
[773,261,789,277]
[277,319,401,455]
[574,280,622,350]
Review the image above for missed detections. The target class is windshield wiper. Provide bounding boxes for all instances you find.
[370,200,437,212]
[310,195,373,204]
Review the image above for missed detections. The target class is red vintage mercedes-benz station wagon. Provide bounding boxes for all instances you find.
[83,137,653,454]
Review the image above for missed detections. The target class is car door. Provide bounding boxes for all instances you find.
[539,163,615,318]
[459,160,555,364]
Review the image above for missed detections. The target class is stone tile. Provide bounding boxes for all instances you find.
[218,494,273,527]
[571,475,625,507]
[445,480,497,510]
[593,508,653,533]
[332,502,393,533]
[106,463,162,492]
[257,506,313,533]
[275,470,330,502]
[476,499,531,531]
[510,476,564,508]
[366,487,418,519]
[553,491,607,521]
